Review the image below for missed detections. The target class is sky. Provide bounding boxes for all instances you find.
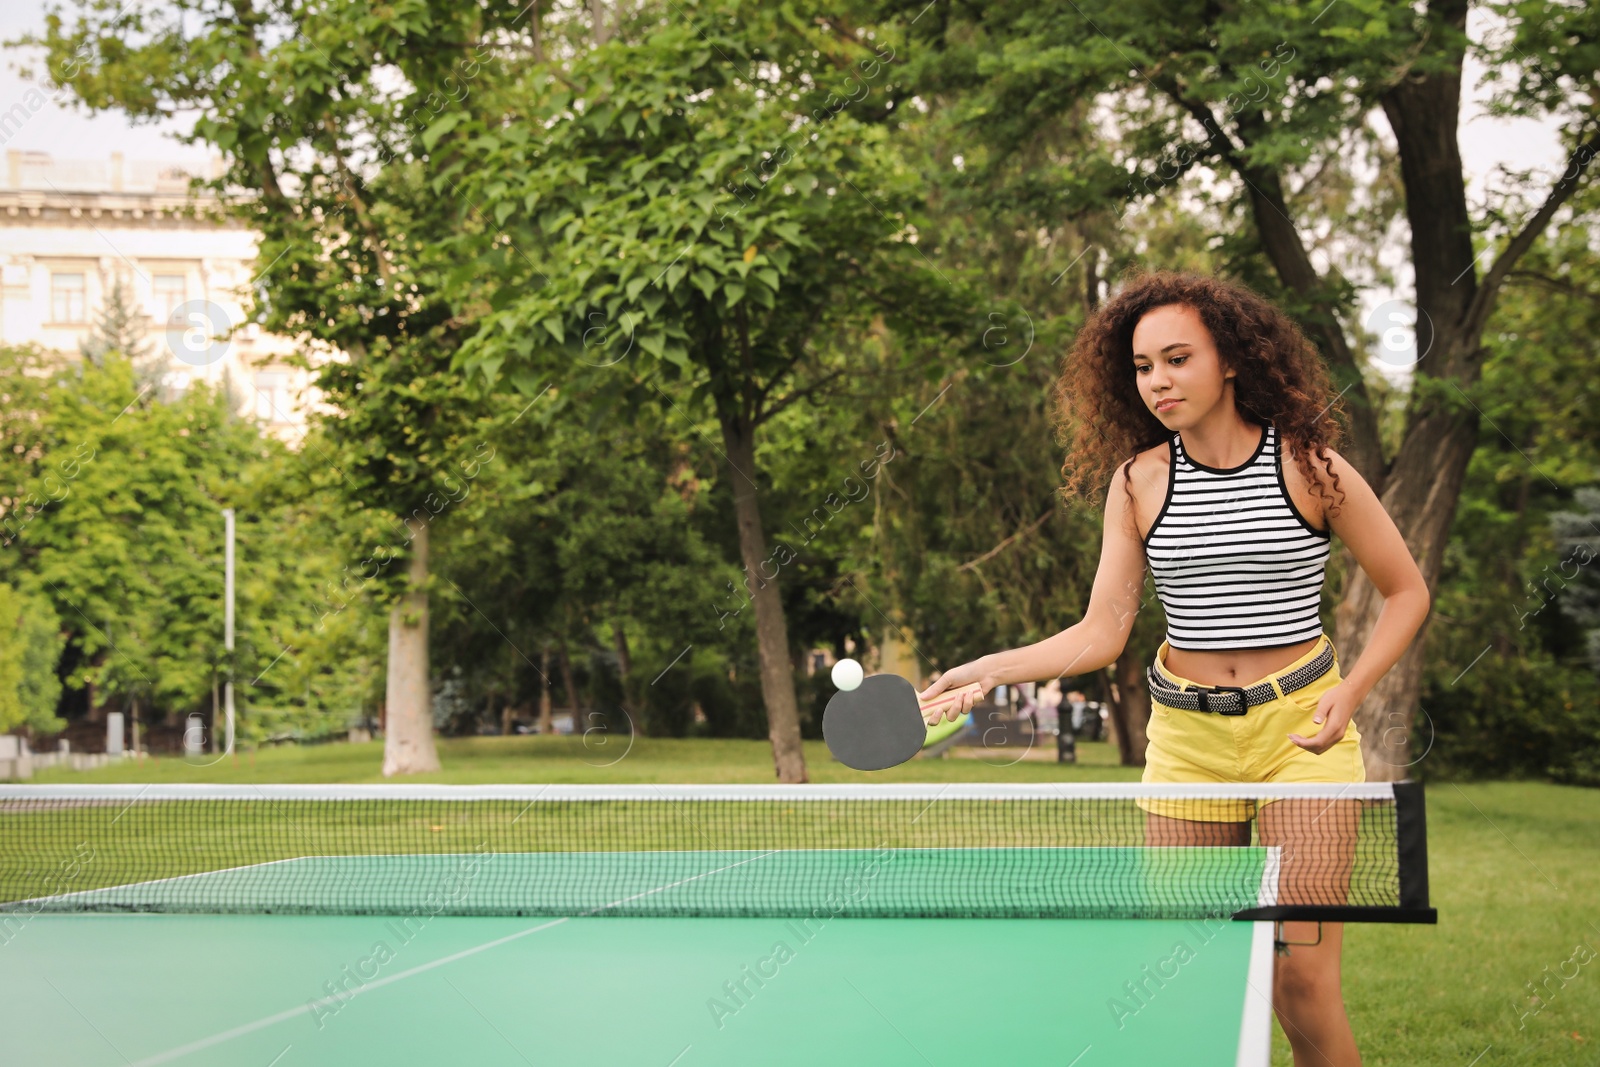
[0,2,1573,376]
[0,6,212,167]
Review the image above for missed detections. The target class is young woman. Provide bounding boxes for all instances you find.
[919,271,1431,1067]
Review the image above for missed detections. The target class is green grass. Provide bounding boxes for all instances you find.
[19,738,1600,1065]
[29,735,1141,784]
[1336,782,1599,1067]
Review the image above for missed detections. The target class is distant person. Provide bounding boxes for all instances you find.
[1032,685,1059,737]
[1087,701,1107,741]
[1037,679,1063,722]
[1056,728,1076,764]
[1015,682,1040,732]
[1066,690,1089,735]
[1017,684,1043,726]
[1036,680,1072,763]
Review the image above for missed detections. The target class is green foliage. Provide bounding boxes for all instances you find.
[443,2,961,423]
[694,656,768,740]
[429,396,759,738]
[1549,473,1600,678]
[18,355,237,710]
[0,582,65,734]
[885,0,1416,285]
[24,0,1600,786]
[227,440,389,743]
[0,344,65,550]
[0,346,379,740]
[1419,191,1600,782]
[1421,650,1600,788]
[34,0,554,580]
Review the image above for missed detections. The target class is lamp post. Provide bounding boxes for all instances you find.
[223,507,235,754]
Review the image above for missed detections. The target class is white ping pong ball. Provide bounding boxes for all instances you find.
[831,658,864,691]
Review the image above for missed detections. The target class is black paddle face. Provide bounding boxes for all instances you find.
[823,674,926,770]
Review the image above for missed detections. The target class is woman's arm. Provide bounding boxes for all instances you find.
[920,463,1148,720]
[1289,449,1432,753]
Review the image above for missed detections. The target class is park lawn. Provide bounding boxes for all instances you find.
[24,738,1600,1066]
[29,734,1141,784]
[1334,781,1599,1067]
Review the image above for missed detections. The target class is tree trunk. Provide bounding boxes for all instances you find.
[1082,254,1099,316]
[559,638,579,717]
[1247,0,1495,780]
[1239,159,1387,486]
[538,645,554,735]
[1100,648,1150,767]
[720,412,808,782]
[613,621,631,677]
[1334,0,1480,781]
[1335,409,1476,779]
[382,520,441,775]
[1101,687,1119,753]
[589,0,610,45]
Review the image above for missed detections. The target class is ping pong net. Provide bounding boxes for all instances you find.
[0,783,1435,924]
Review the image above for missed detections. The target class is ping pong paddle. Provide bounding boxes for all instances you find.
[823,676,985,771]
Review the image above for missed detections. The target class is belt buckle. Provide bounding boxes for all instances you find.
[1196,684,1249,715]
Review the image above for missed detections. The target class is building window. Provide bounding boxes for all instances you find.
[50,272,86,323]
[151,274,188,324]
[254,373,288,423]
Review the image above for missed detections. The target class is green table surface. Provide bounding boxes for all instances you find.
[0,912,1272,1067]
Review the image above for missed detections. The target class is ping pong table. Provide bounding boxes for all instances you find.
[0,783,1434,1067]
[1,911,1275,1066]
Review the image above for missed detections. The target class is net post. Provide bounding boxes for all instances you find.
[1392,780,1431,915]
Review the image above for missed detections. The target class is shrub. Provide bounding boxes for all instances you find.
[1421,650,1600,787]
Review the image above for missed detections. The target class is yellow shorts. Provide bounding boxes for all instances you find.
[1139,633,1364,822]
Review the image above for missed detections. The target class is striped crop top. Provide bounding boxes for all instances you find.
[1142,422,1331,650]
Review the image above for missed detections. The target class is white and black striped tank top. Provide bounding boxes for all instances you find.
[1143,422,1331,650]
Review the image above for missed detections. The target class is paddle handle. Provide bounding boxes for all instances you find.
[919,681,985,721]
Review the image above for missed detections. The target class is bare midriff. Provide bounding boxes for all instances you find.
[1159,634,1323,688]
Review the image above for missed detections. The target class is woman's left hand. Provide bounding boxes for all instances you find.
[1286,683,1361,754]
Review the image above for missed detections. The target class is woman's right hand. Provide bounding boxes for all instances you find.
[918,659,995,725]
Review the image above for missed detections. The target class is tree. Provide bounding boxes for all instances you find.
[442,2,968,780]
[0,344,63,556]
[888,0,1600,776]
[30,0,587,772]
[1389,193,1600,784]
[14,354,224,724]
[78,275,152,372]
[431,395,746,739]
[0,583,65,736]
[1552,488,1600,675]
[0,346,377,747]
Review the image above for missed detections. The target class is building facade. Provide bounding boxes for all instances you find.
[0,150,317,437]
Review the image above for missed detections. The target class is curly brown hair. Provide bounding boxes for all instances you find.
[1051,269,1347,523]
